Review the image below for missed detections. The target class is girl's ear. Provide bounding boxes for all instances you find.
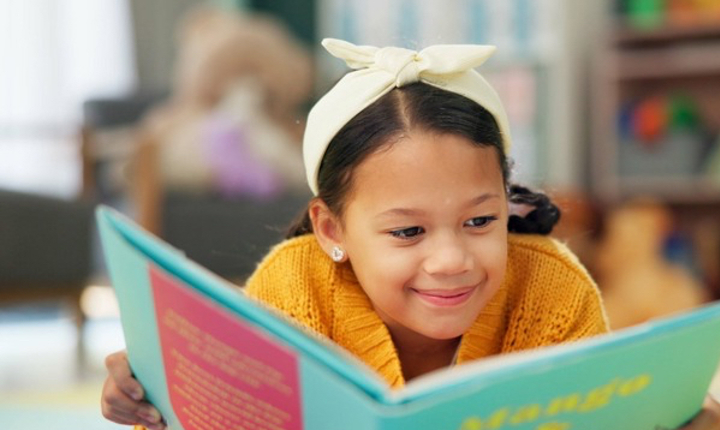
[308,198,345,257]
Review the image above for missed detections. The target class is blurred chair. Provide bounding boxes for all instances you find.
[81,95,311,284]
[158,190,309,283]
[0,188,93,360]
[131,128,309,284]
[81,7,314,285]
[81,94,166,204]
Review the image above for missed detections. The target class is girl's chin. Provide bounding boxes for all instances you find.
[417,323,473,341]
[414,307,484,340]
[377,307,476,341]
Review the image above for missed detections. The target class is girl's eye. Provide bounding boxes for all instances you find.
[464,216,497,228]
[389,226,425,240]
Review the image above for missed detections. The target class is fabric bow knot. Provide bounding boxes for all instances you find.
[376,47,422,87]
[303,38,512,195]
[323,39,497,88]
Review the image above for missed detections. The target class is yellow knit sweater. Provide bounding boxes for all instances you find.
[244,233,609,388]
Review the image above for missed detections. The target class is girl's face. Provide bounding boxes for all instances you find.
[339,131,508,342]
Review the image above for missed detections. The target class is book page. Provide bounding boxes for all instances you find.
[150,265,303,430]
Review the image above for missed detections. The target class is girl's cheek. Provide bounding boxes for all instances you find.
[473,238,508,277]
[374,248,421,281]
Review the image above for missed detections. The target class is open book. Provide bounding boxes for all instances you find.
[97,205,720,430]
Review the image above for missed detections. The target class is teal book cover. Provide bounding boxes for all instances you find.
[97,206,720,430]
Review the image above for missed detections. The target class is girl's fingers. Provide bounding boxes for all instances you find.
[101,376,144,423]
[102,350,165,428]
[139,417,167,430]
[136,404,164,426]
[105,350,144,401]
[101,379,164,429]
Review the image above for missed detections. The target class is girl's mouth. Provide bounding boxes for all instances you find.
[411,286,476,307]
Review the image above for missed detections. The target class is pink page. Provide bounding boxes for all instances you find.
[150,266,303,430]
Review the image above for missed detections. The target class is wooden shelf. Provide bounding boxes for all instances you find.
[612,43,720,80]
[614,21,720,46]
[592,16,720,205]
[591,10,720,300]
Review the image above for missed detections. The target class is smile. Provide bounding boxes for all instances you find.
[411,286,476,307]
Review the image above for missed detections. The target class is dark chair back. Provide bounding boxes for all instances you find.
[0,189,92,297]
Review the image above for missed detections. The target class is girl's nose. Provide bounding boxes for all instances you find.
[422,235,473,276]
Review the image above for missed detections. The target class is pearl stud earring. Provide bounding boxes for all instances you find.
[331,246,345,262]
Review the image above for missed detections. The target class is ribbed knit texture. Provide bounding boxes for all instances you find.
[245,233,609,388]
[133,233,608,430]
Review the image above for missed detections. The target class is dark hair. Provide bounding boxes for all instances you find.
[287,82,560,238]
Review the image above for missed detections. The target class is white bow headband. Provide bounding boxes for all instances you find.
[303,38,512,195]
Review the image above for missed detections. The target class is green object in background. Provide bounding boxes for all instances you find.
[249,0,316,47]
[626,0,666,30]
[214,0,315,47]
[669,94,699,131]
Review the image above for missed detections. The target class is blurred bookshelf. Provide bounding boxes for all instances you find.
[614,18,720,45]
[592,0,720,203]
[591,0,720,299]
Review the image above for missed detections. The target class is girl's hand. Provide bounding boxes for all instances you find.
[101,350,166,430]
[680,395,720,429]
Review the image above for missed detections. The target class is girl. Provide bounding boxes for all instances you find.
[101,39,720,430]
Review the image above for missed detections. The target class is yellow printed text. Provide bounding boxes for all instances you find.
[458,374,652,430]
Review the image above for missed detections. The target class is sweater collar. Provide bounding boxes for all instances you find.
[332,261,510,388]
[456,279,509,364]
[332,262,406,388]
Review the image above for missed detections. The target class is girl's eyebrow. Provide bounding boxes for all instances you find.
[375,193,502,219]
[375,207,426,219]
[467,193,502,208]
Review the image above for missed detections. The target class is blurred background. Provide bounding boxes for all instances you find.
[1,0,720,427]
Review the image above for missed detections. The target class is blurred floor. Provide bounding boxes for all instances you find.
[0,287,127,429]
